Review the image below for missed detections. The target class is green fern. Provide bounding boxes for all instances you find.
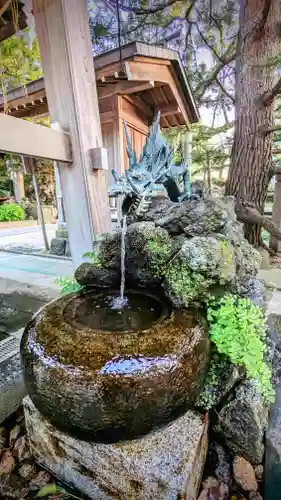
[207,295,274,403]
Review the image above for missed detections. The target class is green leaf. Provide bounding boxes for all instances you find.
[207,294,274,404]
[36,483,66,497]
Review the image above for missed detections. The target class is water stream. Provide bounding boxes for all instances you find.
[111,215,128,309]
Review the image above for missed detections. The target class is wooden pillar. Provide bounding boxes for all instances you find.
[183,130,192,179]
[12,171,25,203]
[112,95,125,225]
[269,175,281,252]
[24,157,50,252]
[54,161,66,229]
[33,0,111,266]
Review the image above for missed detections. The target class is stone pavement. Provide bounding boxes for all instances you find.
[259,269,281,291]
[0,250,73,297]
[0,224,57,254]
[258,269,281,315]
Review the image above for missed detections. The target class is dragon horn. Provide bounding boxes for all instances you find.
[111,169,120,182]
[124,120,132,151]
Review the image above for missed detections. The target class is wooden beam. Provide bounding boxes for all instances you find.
[0,78,45,106]
[0,89,46,110]
[0,9,26,42]
[125,61,189,125]
[8,103,48,119]
[125,61,171,85]
[154,103,181,117]
[0,113,71,161]
[97,81,154,100]
[33,0,111,266]
[96,62,123,81]
[0,0,11,17]
[132,56,171,66]
[124,95,152,118]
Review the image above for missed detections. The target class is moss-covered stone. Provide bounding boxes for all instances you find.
[74,263,119,288]
[234,239,262,277]
[164,260,213,308]
[197,352,244,411]
[99,232,121,269]
[180,236,235,284]
[98,222,179,287]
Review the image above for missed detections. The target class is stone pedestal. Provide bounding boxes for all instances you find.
[24,396,208,500]
[0,340,26,423]
[50,228,70,257]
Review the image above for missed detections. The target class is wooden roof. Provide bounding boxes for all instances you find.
[0,1,26,42]
[0,41,199,128]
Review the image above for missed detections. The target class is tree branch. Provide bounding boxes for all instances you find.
[253,0,272,40]
[195,21,224,64]
[133,0,179,15]
[260,123,281,135]
[268,163,281,179]
[215,77,235,104]
[195,49,236,100]
[236,199,281,242]
[261,75,281,106]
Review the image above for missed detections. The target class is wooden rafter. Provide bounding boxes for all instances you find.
[97,81,154,100]
[0,0,11,18]
[154,103,181,117]
[0,0,26,41]
[124,94,152,118]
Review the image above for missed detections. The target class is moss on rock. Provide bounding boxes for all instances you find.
[164,260,213,308]
[180,236,235,284]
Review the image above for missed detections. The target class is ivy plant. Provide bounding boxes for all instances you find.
[55,248,101,296]
[55,277,81,296]
[207,295,274,403]
[0,203,25,221]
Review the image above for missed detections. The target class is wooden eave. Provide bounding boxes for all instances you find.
[0,0,26,42]
[0,41,199,128]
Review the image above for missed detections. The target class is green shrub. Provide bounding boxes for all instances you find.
[0,203,25,221]
[207,294,274,403]
[55,277,81,296]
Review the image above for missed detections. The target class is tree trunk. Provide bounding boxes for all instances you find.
[226,0,280,245]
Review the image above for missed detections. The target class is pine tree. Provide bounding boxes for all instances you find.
[89,0,281,247]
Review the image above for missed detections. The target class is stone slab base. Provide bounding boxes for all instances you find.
[24,396,208,500]
[0,339,26,423]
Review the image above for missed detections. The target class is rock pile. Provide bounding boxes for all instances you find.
[76,194,264,306]
[74,190,276,500]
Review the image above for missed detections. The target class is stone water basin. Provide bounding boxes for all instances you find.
[21,288,210,442]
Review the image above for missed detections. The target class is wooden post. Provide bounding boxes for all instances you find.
[12,171,25,203]
[206,150,212,194]
[25,157,50,252]
[33,0,111,266]
[54,161,66,229]
[183,131,192,178]
[269,174,281,252]
[112,96,125,225]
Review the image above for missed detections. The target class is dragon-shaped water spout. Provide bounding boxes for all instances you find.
[108,112,191,216]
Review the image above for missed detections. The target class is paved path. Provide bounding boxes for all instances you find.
[0,250,73,294]
[0,224,57,253]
